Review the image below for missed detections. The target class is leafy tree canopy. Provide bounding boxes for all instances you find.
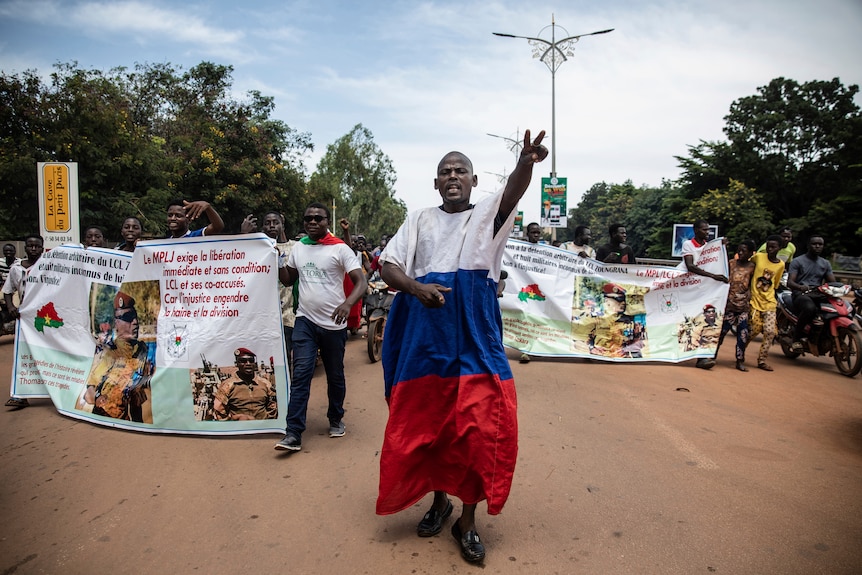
[567,77,862,259]
[677,77,862,254]
[308,124,406,244]
[0,61,312,240]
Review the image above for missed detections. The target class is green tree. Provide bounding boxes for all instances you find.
[626,180,687,259]
[0,61,312,240]
[0,69,49,237]
[678,77,862,253]
[683,179,774,247]
[566,181,610,244]
[149,62,312,235]
[310,124,406,243]
[44,63,171,234]
[568,181,665,257]
[566,179,696,259]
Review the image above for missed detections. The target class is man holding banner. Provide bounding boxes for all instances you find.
[682,219,729,369]
[4,234,44,409]
[682,220,729,284]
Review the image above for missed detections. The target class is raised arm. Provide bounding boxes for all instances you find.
[183,200,225,236]
[498,129,548,222]
[240,214,257,234]
[339,218,355,252]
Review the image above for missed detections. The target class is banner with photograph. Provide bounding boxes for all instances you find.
[9,234,288,435]
[500,238,730,361]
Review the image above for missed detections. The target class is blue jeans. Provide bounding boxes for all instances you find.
[286,316,348,437]
[283,325,294,378]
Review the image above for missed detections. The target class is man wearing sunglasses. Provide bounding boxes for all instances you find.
[690,303,722,368]
[274,202,366,452]
[80,291,155,422]
[213,348,277,421]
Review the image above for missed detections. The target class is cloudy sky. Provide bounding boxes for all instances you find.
[1,0,860,225]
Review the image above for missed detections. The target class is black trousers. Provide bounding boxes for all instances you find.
[791,291,826,339]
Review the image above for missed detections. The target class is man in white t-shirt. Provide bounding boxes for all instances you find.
[560,226,596,259]
[274,202,367,452]
[681,220,729,284]
[3,234,44,408]
[681,219,728,369]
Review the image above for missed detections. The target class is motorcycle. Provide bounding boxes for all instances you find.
[364,279,395,363]
[776,283,862,377]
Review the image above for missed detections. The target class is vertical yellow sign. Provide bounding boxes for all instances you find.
[42,163,71,232]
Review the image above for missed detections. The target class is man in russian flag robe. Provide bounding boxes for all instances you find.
[376,130,548,563]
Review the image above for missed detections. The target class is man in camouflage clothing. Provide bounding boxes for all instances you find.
[81,291,154,422]
[589,283,645,358]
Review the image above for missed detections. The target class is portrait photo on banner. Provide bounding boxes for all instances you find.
[677,304,723,354]
[571,277,649,359]
[76,280,159,423]
[190,346,278,422]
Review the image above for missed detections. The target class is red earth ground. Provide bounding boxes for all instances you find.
[1,333,861,574]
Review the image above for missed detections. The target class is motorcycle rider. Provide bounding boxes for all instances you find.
[786,235,836,352]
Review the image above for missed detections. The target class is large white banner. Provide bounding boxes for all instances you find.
[9,234,288,434]
[500,238,730,362]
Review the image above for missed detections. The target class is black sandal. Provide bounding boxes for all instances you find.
[5,397,29,409]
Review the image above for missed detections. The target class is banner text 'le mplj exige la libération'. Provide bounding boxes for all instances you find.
[10,234,288,435]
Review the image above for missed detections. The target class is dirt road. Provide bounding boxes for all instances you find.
[1,333,861,574]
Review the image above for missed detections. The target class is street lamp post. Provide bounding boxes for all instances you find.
[494,17,613,177]
[487,130,526,161]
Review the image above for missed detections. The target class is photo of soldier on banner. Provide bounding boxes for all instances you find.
[76,281,158,423]
[191,346,278,422]
[571,278,648,358]
[500,237,730,362]
[12,236,289,435]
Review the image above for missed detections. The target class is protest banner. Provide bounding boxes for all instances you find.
[500,238,730,362]
[9,234,288,434]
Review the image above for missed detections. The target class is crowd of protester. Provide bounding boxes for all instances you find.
[1,133,850,565]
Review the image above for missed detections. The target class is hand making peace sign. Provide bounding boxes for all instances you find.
[519,129,549,165]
